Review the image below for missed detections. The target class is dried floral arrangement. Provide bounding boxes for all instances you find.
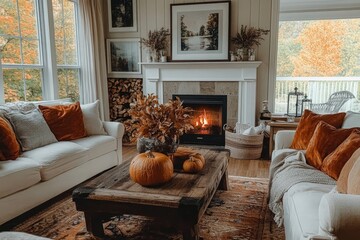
[124,94,194,143]
[231,25,270,49]
[140,27,170,52]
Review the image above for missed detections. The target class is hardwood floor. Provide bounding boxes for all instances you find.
[122,145,270,178]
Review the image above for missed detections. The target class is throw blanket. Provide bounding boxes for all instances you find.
[268,150,336,227]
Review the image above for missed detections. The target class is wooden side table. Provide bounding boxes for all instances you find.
[268,121,298,158]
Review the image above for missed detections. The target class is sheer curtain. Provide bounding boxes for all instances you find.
[78,0,109,120]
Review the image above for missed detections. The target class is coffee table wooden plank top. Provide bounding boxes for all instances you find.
[72,148,229,240]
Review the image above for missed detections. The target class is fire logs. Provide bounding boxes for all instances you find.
[108,78,143,122]
[108,78,143,143]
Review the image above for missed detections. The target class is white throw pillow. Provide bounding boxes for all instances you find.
[81,100,107,135]
[342,111,360,128]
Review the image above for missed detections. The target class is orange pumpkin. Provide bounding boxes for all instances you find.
[129,151,173,187]
[183,155,204,173]
[190,153,205,165]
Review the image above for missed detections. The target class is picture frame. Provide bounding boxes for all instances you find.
[108,0,137,32]
[171,1,230,61]
[106,38,141,75]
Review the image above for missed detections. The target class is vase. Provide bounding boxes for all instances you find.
[151,51,161,62]
[248,48,256,61]
[237,48,247,61]
[160,55,167,62]
[146,50,153,62]
[137,137,179,155]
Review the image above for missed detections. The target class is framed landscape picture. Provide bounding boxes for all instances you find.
[107,38,141,75]
[108,0,137,32]
[171,1,230,61]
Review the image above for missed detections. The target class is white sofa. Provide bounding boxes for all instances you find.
[271,112,360,240]
[0,101,124,225]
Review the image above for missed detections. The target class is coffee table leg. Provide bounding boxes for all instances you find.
[182,223,199,240]
[218,170,229,190]
[84,212,104,237]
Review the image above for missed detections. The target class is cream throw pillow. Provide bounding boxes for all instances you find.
[337,148,360,193]
[347,152,360,195]
[81,100,106,135]
[342,111,360,129]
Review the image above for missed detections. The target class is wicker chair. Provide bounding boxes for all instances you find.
[310,91,355,113]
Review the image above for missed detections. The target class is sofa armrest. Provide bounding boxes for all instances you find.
[103,121,125,139]
[318,193,360,240]
[103,121,125,164]
[274,130,296,150]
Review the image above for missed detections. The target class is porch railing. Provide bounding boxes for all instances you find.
[275,77,360,113]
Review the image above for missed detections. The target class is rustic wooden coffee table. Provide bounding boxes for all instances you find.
[72,148,229,240]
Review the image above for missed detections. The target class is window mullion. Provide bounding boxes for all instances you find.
[39,0,59,100]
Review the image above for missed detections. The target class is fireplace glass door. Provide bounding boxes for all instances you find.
[173,95,227,146]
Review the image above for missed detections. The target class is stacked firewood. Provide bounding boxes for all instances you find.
[108,78,142,122]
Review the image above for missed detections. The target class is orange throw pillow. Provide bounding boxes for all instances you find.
[39,102,87,141]
[305,121,356,169]
[290,110,346,150]
[0,117,20,160]
[321,131,360,180]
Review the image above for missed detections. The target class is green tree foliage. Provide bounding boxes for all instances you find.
[206,13,218,50]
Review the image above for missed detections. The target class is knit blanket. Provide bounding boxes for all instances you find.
[268,150,336,226]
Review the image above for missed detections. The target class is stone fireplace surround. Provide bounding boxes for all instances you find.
[141,61,261,127]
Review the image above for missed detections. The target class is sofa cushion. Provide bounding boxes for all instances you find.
[342,111,360,128]
[6,109,57,151]
[305,121,355,169]
[0,117,20,160]
[21,141,89,181]
[337,148,360,193]
[321,130,360,180]
[0,157,41,198]
[81,100,107,135]
[290,110,346,150]
[70,135,116,159]
[38,102,87,141]
[283,182,334,239]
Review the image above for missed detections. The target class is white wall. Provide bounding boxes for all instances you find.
[104,0,279,121]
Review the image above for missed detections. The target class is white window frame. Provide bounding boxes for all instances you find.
[268,0,360,113]
[0,0,81,104]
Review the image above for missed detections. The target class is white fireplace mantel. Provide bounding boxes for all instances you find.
[140,61,262,126]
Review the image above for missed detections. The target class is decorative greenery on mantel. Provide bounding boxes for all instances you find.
[231,25,270,49]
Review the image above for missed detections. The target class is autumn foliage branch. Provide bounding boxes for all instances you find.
[124,94,194,143]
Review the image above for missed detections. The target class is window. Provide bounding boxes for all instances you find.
[275,18,360,113]
[53,0,80,101]
[0,0,80,103]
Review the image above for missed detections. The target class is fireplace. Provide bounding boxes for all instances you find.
[174,94,227,146]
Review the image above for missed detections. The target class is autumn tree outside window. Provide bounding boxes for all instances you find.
[0,0,80,103]
[275,18,360,114]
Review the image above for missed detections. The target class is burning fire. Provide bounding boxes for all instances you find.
[195,109,209,128]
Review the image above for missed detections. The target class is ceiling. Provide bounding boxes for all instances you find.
[280,0,360,20]
[280,0,360,13]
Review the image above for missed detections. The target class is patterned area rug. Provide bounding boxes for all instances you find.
[11,176,284,240]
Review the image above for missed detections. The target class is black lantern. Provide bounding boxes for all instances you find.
[287,87,304,117]
[301,94,312,113]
